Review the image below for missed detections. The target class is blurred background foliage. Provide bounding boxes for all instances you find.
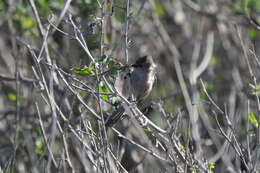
[0,0,260,172]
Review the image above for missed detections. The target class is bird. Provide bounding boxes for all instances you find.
[105,55,156,127]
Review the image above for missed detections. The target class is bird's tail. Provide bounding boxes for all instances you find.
[105,106,125,127]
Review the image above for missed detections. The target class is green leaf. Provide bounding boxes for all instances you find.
[234,0,260,13]
[190,167,197,173]
[249,83,256,89]
[99,84,109,101]
[80,91,87,98]
[37,0,49,13]
[21,16,35,29]
[35,138,44,156]
[248,112,258,128]
[104,3,111,11]
[110,68,120,76]
[249,83,260,95]
[95,55,107,63]
[7,93,17,102]
[207,162,215,173]
[178,145,185,152]
[107,58,120,67]
[234,2,244,11]
[209,56,217,66]
[154,3,165,17]
[35,138,43,149]
[248,29,258,39]
[143,127,152,133]
[34,127,41,136]
[107,58,124,76]
[250,83,260,91]
[73,66,95,76]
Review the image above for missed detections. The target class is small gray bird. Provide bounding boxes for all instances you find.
[105,55,156,126]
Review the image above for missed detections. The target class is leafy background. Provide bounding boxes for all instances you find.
[0,0,260,172]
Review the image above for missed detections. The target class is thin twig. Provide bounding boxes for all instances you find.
[35,102,58,167]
